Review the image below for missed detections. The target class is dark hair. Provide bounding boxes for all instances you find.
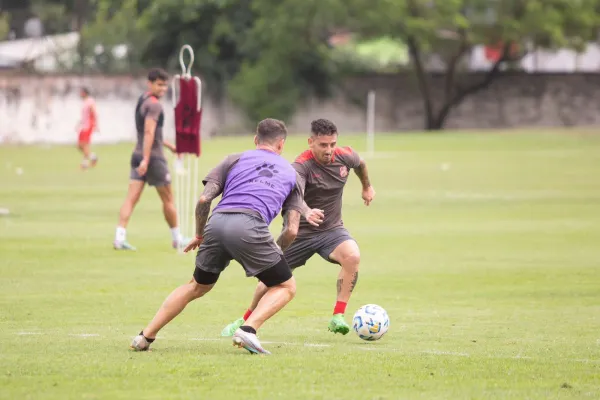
[81,87,90,95]
[311,119,337,136]
[256,118,287,144]
[148,68,169,82]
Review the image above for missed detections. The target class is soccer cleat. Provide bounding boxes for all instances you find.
[130,334,151,351]
[232,328,271,355]
[114,241,137,251]
[221,317,245,337]
[328,313,350,335]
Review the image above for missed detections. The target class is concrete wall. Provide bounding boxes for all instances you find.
[1,72,600,144]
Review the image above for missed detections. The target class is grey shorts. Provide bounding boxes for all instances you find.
[284,227,355,269]
[195,212,284,277]
[130,153,171,187]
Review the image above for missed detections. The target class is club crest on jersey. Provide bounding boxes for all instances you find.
[340,166,348,177]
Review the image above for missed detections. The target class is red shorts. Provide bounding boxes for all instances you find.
[78,127,94,144]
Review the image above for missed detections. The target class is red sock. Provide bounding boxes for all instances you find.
[243,309,253,320]
[333,301,347,315]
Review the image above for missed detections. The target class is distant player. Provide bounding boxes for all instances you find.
[131,118,322,355]
[113,68,186,251]
[222,118,375,335]
[77,87,98,169]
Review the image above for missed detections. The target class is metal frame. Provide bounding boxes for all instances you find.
[172,44,202,253]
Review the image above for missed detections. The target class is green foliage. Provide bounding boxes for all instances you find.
[228,57,302,124]
[138,0,255,99]
[30,0,73,35]
[81,0,148,73]
[0,12,9,41]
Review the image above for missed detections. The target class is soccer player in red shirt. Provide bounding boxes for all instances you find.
[76,87,98,169]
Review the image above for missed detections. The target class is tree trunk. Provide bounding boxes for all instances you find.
[414,43,516,131]
[406,36,436,131]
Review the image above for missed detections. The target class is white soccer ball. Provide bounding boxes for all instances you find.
[352,304,389,341]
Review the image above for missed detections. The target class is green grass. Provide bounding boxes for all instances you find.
[1,131,599,399]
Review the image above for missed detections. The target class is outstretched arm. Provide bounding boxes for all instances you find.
[194,182,222,237]
[163,139,177,154]
[183,182,222,252]
[277,210,301,251]
[354,158,375,206]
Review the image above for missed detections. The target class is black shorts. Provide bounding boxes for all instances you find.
[284,227,356,269]
[130,153,171,187]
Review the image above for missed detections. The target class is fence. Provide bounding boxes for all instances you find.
[1,72,600,144]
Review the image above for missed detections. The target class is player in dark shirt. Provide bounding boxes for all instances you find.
[222,118,375,335]
[113,68,187,251]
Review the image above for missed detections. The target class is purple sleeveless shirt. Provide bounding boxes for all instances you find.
[211,149,297,224]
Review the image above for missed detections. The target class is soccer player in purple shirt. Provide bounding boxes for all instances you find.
[130,118,322,355]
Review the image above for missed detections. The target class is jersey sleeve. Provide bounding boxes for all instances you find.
[335,146,361,169]
[144,100,163,121]
[202,153,242,188]
[282,172,305,214]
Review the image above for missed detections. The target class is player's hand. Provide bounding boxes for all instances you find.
[136,159,148,177]
[304,208,325,226]
[183,236,203,253]
[362,186,375,206]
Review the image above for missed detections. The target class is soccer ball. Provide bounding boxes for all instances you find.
[352,304,389,341]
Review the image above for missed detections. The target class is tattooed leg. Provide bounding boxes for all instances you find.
[329,240,361,304]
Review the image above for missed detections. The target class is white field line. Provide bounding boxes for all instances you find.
[68,333,100,337]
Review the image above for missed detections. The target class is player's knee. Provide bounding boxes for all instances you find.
[189,281,213,299]
[341,252,361,269]
[279,276,297,300]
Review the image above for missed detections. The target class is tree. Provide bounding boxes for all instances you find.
[81,0,148,73]
[137,0,255,101]
[137,0,342,125]
[227,0,344,124]
[346,0,600,130]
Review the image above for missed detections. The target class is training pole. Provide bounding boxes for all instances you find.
[366,90,376,157]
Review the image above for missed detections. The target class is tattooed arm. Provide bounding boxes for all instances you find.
[354,158,371,189]
[194,182,222,238]
[354,159,375,206]
[276,210,300,251]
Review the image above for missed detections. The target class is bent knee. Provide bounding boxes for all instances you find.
[189,281,214,299]
[281,277,297,299]
[341,252,361,269]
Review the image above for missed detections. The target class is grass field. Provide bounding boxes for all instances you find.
[1,131,599,399]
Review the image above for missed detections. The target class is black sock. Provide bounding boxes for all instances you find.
[140,330,155,342]
[239,325,256,335]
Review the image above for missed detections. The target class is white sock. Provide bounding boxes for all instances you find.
[170,227,181,242]
[115,226,126,242]
[90,153,97,161]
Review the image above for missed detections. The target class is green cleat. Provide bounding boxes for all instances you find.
[328,313,350,335]
[114,241,137,251]
[221,317,245,337]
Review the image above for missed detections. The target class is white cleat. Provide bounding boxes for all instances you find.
[232,328,271,355]
[130,334,151,351]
